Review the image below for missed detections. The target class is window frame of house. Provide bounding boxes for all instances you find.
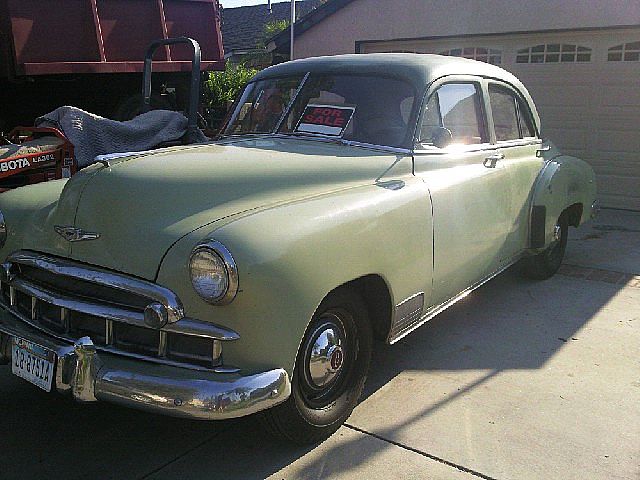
[515,43,592,64]
[608,41,640,62]
[438,47,503,65]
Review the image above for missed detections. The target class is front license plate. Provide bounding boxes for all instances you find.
[11,337,55,392]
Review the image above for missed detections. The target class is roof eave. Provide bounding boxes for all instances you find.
[266,0,357,53]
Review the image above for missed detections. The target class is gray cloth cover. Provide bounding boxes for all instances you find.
[36,106,205,168]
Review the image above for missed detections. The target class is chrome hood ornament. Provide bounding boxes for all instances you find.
[54,225,101,242]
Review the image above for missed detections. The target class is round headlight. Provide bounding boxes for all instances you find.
[0,211,6,249]
[189,240,238,305]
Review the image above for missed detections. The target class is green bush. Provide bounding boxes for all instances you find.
[203,62,258,110]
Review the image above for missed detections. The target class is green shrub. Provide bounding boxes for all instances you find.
[203,62,258,110]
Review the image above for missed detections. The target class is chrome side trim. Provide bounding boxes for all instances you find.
[388,292,425,343]
[267,133,413,155]
[339,140,412,155]
[388,257,521,345]
[7,251,184,323]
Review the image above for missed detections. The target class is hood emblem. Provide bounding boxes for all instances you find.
[54,225,101,242]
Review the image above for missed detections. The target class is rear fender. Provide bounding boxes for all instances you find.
[529,150,596,249]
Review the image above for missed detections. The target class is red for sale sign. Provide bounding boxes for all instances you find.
[295,104,355,136]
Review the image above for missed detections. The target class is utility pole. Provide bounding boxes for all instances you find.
[267,0,271,14]
[290,0,295,60]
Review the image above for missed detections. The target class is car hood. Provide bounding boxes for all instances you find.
[15,137,410,280]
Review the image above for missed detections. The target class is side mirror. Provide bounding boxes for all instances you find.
[432,127,453,149]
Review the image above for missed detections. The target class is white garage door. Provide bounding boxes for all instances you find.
[360,28,640,210]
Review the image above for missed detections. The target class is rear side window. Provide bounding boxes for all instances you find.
[489,83,538,141]
[488,84,520,141]
[517,98,536,138]
[420,83,486,145]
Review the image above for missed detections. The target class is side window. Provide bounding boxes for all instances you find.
[420,83,486,145]
[488,83,538,141]
[419,94,442,143]
[488,84,520,141]
[517,98,536,138]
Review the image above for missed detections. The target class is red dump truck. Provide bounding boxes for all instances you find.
[0,0,225,131]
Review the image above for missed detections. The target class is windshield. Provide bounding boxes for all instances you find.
[223,74,416,148]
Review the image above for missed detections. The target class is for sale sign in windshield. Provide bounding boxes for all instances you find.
[295,104,355,136]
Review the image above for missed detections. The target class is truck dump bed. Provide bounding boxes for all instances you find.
[0,0,224,77]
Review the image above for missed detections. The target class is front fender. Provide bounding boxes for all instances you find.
[156,178,433,375]
[530,149,596,248]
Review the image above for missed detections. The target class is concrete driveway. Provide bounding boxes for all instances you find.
[1,209,638,480]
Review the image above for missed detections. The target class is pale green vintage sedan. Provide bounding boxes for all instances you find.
[0,54,596,443]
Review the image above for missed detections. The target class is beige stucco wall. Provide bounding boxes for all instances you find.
[293,0,640,59]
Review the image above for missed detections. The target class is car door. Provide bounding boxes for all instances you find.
[414,79,513,307]
[485,81,544,258]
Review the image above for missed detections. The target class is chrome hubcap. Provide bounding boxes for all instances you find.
[305,319,345,390]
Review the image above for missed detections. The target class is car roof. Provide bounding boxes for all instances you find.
[253,53,541,132]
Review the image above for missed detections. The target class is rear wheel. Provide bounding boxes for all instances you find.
[261,288,372,444]
[521,212,568,280]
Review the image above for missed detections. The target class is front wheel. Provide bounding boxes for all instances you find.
[520,212,568,280]
[261,288,372,444]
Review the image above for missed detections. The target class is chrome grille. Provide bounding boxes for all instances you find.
[1,251,240,371]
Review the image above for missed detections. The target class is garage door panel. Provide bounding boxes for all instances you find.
[543,128,588,151]
[598,176,640,211]
[590,152,640,169]
[521,85,593,108]
[601,86,640,107]
[537,106,592,121]
[539,111,590,127]
[597,130,640,153]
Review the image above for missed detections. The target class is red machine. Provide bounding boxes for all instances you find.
[0,127,76,192]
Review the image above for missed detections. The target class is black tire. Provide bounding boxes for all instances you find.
[261,287,373,444]
[520,212,569,280]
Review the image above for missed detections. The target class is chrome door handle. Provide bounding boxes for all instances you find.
[483,152,504,168]
[536,145,551,158]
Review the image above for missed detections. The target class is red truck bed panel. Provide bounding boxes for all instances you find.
[1,0,224,76]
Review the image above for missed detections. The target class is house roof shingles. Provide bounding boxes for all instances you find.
[222,0,323,55]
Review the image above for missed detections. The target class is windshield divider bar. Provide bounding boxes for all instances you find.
[274,72,310,133]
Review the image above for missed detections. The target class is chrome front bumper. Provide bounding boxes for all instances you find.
[0,308,291,420]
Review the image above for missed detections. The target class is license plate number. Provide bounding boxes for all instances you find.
[11,337,55,392]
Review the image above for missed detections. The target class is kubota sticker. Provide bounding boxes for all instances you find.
[0,158,30,173]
